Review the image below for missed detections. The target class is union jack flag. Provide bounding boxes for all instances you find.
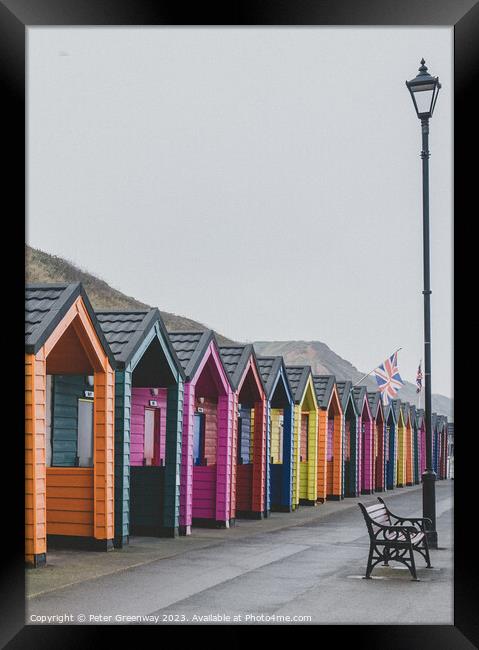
[416,361,423,393]
[373,351,404,405]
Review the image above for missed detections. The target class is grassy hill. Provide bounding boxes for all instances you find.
[26,245,452,418]
[25,245,234,343]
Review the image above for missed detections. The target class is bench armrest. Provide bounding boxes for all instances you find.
[391,516,432,532]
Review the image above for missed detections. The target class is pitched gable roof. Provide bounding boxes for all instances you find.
[367,391,383,417]
[352,385,368,413]
[312,375,335,409]
[25,282,114,364]
[168,330,216,381]
[336,380,354,413]
[285,365,312,404]
[95,308,180,373]
[257,356,292,401]
[218,344,264,392]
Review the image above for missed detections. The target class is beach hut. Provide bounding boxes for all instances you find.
[409,404,420,485]
[352,386,374,495]
[367,391,386,492]
[392,400,406,487]
[168,331,234,532]
[384,402,398,490]
[257,356,294,512]
[336,381,360,498]
[96,309,184,545]
[312,376,343,501]
[401,403,414,486]
[285,366,319,507]
[219,345,267,520]
[25,283,116,567]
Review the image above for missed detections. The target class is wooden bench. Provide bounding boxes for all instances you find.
[358,496,432,581]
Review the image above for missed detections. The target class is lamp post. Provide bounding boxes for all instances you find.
[406,59,441,548]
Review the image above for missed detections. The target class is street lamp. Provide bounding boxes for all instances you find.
[406,59,441,548]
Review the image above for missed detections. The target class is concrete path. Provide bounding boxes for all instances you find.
[26,480,453,625]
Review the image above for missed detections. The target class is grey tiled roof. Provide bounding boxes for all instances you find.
[96,308,181,372]
[25,283,78,351]
[168,331,213,380]
[312,375,335,409]
[25,283,114,363]
[219,344,259,391]
[352,385,369,415]
[391,399,402,423]
[336,380,354,413]
[257,356,292,401]
[400,402,411,424]
[409,404,417,427]
[367,391,383,417]
[285,366,311,404]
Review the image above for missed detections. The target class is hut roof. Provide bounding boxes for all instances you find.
[409,404,417,426]
[336,380,354,413]
[168,330,216,381]
[96,308,180,373]
[367,391,383,417]
[352,385,368,412]
[219,344,263,392]
[391,399,402,422]
[285,365,312,404]
[256,356,292,401]
[312,375,336,409]
[401,402,411,423]
[25,282,114,364]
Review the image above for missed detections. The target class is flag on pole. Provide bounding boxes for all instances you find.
[373,351,404,405]
[416,361,423,393]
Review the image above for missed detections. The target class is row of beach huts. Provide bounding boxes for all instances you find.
[25,282,450,567]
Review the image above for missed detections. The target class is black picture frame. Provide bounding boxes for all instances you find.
[1,0,474,645]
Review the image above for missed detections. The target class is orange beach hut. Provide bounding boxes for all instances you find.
[312,375,343,501]
[25,283,115,567]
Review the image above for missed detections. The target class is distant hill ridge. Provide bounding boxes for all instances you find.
[26,245,452,419]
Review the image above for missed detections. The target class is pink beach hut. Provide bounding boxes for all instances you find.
[168,331,234,534]
[352,386,374,495]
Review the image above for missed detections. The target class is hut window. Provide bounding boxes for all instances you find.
[300,414,309,462]
[45,375,53,467]
[193,413,206,466]
[144,408,159,466]
[77,399,94,467]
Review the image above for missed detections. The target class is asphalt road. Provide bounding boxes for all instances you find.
[27,480,453,625]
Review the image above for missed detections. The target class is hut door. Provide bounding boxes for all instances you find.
[300,414,309,462]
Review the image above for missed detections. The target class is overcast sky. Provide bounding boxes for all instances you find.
[27,27,453,398]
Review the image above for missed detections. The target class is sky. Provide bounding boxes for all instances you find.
[27,27,453,398]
